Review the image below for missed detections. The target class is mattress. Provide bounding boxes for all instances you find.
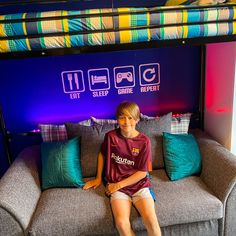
[0,2,236,53]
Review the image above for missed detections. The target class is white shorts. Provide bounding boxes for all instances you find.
[110,187,153,204]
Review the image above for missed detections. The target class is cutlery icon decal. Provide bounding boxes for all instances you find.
[67,73,79,90]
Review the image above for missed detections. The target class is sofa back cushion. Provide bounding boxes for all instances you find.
[65,123,116,177]
[136,112,172,169]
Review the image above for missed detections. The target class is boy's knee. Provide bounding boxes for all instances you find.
[115,217,131,231]
[143,215,159,230]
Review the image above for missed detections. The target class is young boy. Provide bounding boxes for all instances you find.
[83,101,162,236]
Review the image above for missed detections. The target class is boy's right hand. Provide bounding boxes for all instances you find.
[83,178,102,190]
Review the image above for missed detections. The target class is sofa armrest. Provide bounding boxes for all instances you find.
[193,129,236,236]
[193,129,236,201]
[0,145,41,235]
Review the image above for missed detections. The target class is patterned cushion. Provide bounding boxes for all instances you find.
[39,124,68,142]
[39,119,92,142]
[171,113,192,134]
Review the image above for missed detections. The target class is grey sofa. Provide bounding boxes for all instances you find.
[1,129,236,236]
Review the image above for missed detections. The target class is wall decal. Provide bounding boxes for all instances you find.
[61,70,85,99]
[61,62,161,99]
[139,63,160,93]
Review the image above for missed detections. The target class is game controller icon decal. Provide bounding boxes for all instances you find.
[116,72,133,83]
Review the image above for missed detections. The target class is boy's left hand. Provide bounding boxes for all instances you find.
[105,182,122,196]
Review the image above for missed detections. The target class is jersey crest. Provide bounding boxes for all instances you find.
[132,147,140,156]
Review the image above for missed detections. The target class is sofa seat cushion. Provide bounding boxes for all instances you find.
[28,170,223,235]
[28,185,117,236]
[28,184,147,236]
[153,169,223,227]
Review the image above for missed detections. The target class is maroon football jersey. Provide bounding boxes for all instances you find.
[101,129,151,196]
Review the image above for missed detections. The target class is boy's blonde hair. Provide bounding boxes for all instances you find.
[116,101,140,121]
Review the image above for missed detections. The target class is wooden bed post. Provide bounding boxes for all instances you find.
[199,45,206,130]
[0,106,12,165]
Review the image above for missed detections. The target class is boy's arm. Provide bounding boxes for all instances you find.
[105,171,147,195]
[83,152,104,190]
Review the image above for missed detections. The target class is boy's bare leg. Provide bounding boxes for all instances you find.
[134,198,162,236]
[111,199,135,236]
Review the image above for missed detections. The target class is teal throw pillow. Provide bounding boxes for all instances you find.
[41,137,84,190]
[163,132,202,181]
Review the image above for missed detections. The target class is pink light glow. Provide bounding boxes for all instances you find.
[216,108,232,113]
[31,129,41,133]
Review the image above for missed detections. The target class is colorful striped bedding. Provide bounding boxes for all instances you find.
[0,3,236,53]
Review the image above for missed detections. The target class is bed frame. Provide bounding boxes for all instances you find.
[0,0,235,166]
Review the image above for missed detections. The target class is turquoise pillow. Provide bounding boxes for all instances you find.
[163,132,202,181]
[41,137,84,190]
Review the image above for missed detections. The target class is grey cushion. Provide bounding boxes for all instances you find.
[161,220,219,236]
[153,169,223,227]
[136,112,172,169]
[28,185,117,236]
[65,123,116,177]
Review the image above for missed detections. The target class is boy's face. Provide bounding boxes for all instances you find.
[117,110,139,134]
